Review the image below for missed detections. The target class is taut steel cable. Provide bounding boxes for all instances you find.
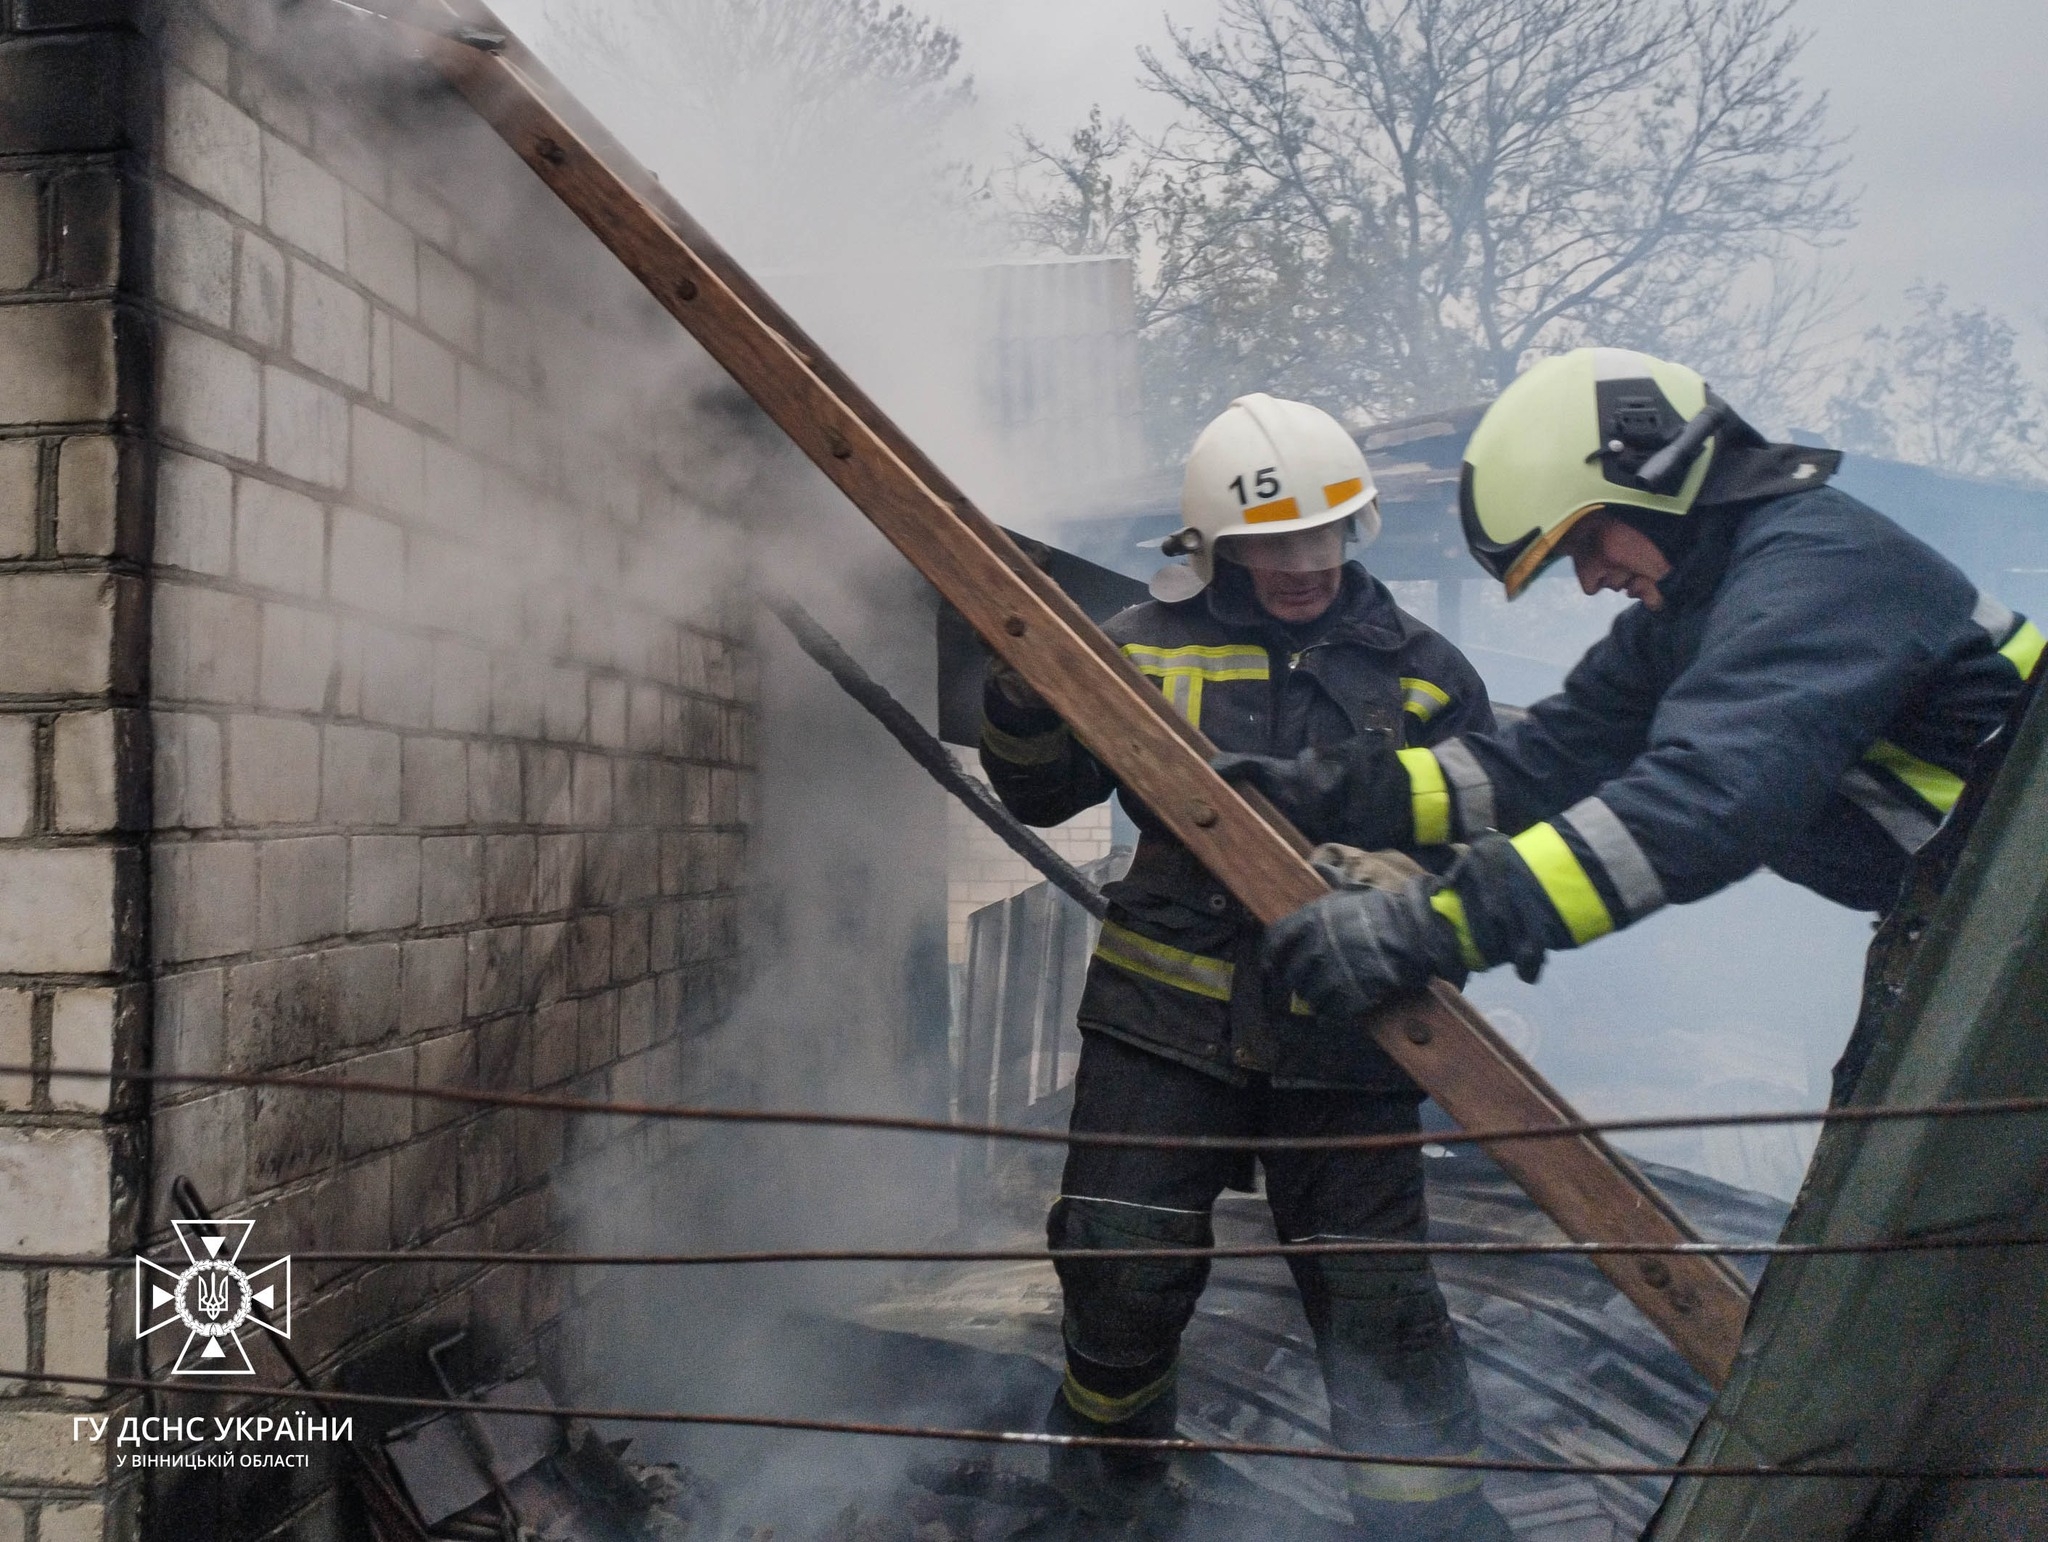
[23,1233,2048,1272]
[15,1368,2048,1482]
[13,1063,2048,1156]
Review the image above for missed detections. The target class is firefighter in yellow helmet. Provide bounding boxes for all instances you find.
[1220,349,2042,1106]
[981,394,1513,1538]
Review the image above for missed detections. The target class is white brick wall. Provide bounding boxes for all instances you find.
[945,747,1115,961]
[0,7,772,1534]
[133,7,759,1499]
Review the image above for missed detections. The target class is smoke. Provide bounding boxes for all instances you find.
[255,0,1998,1525]
[164,0,1046,1522]
[452,0,1071,1517]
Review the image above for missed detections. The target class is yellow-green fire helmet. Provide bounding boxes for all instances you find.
[1460,348,1722,598]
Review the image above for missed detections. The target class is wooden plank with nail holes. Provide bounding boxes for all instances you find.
[399,0,1750,1384]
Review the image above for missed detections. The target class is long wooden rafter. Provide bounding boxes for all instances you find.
[395,0,1751,1384]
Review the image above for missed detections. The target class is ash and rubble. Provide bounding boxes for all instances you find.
[385,869,1784,1542]
[438,869,1783,1542]
[789,1133,1781,1542]
[451,1132,1779,1542]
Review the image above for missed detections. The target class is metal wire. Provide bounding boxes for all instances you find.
[12,1368,2046,1482]
[16,1062,2048,1156]
[19,1232,2048,1273]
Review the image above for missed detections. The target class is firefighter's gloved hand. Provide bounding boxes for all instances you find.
[1210,730,1410,847]
[1263,877,1465,1024]
[988,653,1049,714]
[1309,843,1426,892]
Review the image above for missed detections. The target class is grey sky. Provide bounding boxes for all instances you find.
[915,0,2048,362]
[502,0,2045,369]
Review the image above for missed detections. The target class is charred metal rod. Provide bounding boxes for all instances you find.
[766,593,1108,919]
[38,1233,2048,1272]
[30,1061,2048,1153]
[16,1368,2048,1482]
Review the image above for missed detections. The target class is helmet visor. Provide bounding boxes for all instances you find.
[1215,517,1351,574]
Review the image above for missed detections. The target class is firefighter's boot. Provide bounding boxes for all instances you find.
[1044,1349,1185,1529]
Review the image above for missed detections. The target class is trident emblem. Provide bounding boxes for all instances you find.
[135,1219,291,1376]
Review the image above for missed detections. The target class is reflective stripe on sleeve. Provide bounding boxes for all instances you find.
[1428,889,1487,971]
[1398,675,1451,724]
[1837,765,1941,852]
[1973,591,2016,638]
[980,720,1070,767]
[2000,619,2045,681]
[1093,920,1235,1002]
[1432,737,1496,835]
[1509,822,1615,946]
[1398,748,1452,846]
[1558,795,1667,922]
[1972,592,2042,680]
[1862,740,1965,815]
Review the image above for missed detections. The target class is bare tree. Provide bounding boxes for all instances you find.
[1825,285,2046,485]
[1627,256,1854,436]
[1008,0,1850,443]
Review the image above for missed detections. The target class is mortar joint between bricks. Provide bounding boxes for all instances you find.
[35,169,57,288]
[0,556,148,582]
[28,988,52,1113]
[0,288,115,312]
[32,438,56,558]
[23,1268,47,1382]
[0,419,136,439]
[29,714,54,833]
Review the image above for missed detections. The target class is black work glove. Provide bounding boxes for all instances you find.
[987,653,1049,714]
[1211,730,1412,847]
[982,651,1060,735]
[1261,876,1466,1024]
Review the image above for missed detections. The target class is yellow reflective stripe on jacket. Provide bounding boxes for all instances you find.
[1510,822,1615,946]
[1428,889,1486,971]
[1346,1450,1486,1504]
[1061,1364,1176,1426]
[1094,919,1311,1013]
[1399,675,1451,724]
[980,719,1069,767]
[1120,643,1269,727]
[1398,747,1451,846]
[1861,740,1965,815]
[2001,619,2045,681]
[1094,920,1234,1002]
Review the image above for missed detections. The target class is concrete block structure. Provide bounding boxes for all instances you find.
[0,2,775,1535]
[943,748,1111,965]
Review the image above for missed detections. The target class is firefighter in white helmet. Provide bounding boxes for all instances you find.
[980,394,1512,1539]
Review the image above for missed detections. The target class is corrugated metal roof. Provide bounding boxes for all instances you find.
[1650,688,2048,1540]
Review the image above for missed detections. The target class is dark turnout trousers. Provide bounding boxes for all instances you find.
[1050,1032,1506,1536]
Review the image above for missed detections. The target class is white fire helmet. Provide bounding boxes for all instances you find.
[1151,393,1381,602]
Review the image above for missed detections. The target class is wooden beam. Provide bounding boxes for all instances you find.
[402,0,1749,1385]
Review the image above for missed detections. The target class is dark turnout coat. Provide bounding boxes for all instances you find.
[981,563,1493,1089]
[1428,487,2042,935]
